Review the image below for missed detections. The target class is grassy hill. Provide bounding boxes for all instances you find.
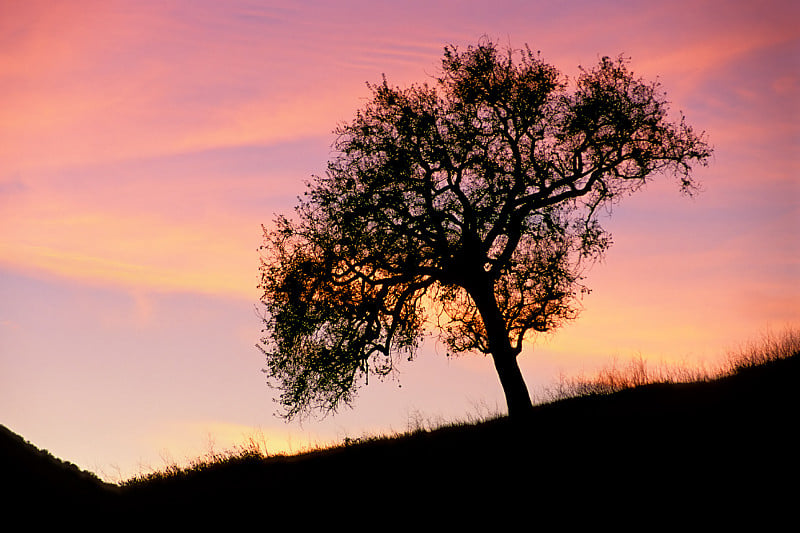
[3,331,797,524]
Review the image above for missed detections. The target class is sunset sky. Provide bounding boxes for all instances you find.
[2,0,798,481]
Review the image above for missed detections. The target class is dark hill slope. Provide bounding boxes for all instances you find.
[0,424,119,511]
[119,352,798,518]
[3,351,797,523]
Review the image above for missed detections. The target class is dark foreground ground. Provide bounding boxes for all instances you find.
[3,352,797,526]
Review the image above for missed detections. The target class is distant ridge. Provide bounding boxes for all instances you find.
[1,424,118,505]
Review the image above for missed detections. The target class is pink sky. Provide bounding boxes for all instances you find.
[1,0,798,480]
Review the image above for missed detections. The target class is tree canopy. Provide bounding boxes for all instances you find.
[258,41,711,419]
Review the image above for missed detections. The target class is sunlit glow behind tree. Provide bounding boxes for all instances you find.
[258,40,711,419]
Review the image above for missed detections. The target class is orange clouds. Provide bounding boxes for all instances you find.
[0,2,351,172]
[0,0,796,311]
[0,222,253,298]
[0,168,270,298]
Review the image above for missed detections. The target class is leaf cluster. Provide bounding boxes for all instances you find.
[258,40,711,419]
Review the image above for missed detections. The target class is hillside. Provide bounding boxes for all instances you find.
[0,424,119,509]
[3,343,797,523]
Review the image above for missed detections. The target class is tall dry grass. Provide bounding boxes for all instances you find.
[541,327,800,401]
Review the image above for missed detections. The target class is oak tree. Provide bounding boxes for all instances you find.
[258,41,711,419]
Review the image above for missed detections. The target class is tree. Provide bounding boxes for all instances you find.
[258,40,711,419]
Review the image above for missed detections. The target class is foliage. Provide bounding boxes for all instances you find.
[258,40,711,419]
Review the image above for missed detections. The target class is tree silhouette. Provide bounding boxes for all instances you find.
[258,41,711,419]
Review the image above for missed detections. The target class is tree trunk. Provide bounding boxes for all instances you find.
[491,344,533,418]
[469,281,533,417]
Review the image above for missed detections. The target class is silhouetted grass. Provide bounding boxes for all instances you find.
[4,328,797,523]
[122,327,800,488]
[120,327,799,483]
[543,328,800,400]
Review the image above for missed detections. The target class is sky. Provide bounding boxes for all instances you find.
[1,0,798,481]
